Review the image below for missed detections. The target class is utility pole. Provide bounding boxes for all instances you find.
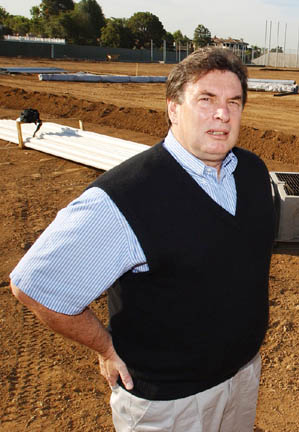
[267,20,272,66]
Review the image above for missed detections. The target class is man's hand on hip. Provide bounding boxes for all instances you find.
[98,346,134,391]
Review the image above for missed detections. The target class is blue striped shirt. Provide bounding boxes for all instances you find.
[10,130,237,314]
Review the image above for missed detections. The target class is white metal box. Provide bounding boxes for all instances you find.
[270,172,299,242]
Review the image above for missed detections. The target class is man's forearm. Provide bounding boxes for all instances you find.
[11,283,134,389]
[10,283,113,356]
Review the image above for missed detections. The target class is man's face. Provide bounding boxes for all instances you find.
[167,69,243,171]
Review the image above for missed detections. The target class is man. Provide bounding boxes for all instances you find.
[11,48,275,431]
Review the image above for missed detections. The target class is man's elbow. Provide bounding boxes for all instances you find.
[10,281,73,331]
[10,281,47,319]
[11,281,57,331]
[11,282,32,306]
[11,281,25,302]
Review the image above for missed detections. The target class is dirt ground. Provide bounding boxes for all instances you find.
[0,56,298,432]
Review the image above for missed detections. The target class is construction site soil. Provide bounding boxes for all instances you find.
[0,57,298,432]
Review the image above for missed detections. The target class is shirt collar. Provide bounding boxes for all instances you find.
[163,129,238,179]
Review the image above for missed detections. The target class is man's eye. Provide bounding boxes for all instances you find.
[229,100,240,106]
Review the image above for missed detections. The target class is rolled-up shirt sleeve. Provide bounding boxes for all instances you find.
[10,187,146,315]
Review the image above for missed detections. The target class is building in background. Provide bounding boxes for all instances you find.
[211,36,249,62]
[211,36,248,52]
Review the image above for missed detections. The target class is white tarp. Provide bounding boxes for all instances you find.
[247,78,298,93]
[0,120,149,171]
[38,73,297,92]
[248,78,295,85]
[1,67,66,74]
[38,72,167,83]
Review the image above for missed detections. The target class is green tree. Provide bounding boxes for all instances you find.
[73,0,105,44]
[0,6,10,38]
[173,30,183,43]
[28,0,75,37]
[100,18,134,48]
[193,24,211,48]
[29,6,44,36]
[30,6,42,19]
[41,11,71,38]
[58,11,82,42]
[30,0,105,44]
[172,30,191,48]
[5,15,31,35]
[40,0,74,17]
[127,12,165,48]
[0,6,9,22]
[29,19,46,37]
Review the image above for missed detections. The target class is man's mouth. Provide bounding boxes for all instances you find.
[207,130,228,136]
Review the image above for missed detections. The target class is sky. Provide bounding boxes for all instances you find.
[2,0,299,50]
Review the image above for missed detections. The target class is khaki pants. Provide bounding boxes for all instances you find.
[110,354,261,432]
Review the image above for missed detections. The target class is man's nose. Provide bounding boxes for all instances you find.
[214,106,230,122]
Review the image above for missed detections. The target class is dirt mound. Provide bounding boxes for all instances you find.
[0,84,168,137]
[1,84,299,167]
[239,126,299,165]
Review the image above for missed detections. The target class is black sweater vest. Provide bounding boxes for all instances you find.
[89,142,275,400]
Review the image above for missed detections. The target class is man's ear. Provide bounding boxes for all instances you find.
[167,99,179,125]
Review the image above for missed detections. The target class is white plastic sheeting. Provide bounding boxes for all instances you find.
[38,73,297,92]
[247,78,298,93]
[1,67,66,74]
[0,120,149,171]
[38,72,167,83]
[249,78,295,84]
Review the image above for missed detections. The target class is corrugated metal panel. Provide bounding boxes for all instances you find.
[0,120,149,171]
